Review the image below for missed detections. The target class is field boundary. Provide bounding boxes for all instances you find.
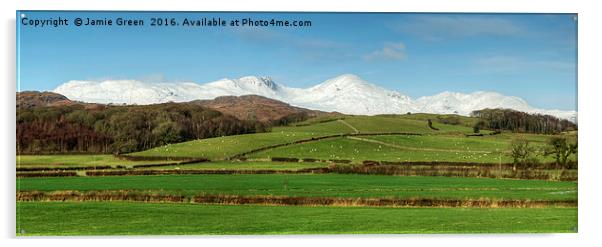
[338,119,359,134]
[16,158,209,172]
[227,132,422,160]
[17,164,577,181]
[347,136,494,154]
[16,190,577,208]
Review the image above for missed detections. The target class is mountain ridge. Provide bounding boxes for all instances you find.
[52,74,577,122]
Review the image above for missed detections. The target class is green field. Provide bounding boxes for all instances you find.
[395,113,482,128]
[130,116,482,160]
[146,161,329,170]
[248,134,574,163]
[16,114,578,235]
[132,120,352,159]
[16,202,577,235]
[248,136,510,162]
[17,174,577,200]
[17,155,175,168]
[129,115,574,165]
[342,115,473,133]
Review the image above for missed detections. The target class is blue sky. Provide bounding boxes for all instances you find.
[17,11,577,110]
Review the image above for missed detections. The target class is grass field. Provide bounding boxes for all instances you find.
[248,137,510,162]
[17,174,577,200]
[360,134,574,163]
[342,115,473,133]
[248,135,574,163]
[16,202,578,235]
[16,155,175,168]
[129,115,482,160]
[146,161,329,170]
[132,120,352,159]
[16,114,578,235]
[129,115,574,165]
[395,113,482,128]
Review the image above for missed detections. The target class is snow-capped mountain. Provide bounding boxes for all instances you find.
[414,91,577,123]
[53,74,577,122]
[291,74,417,114]
[53,76,282,105]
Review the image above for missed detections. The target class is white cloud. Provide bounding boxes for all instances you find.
[364,42,407,61]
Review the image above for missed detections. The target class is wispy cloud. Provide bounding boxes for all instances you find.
[389,16,525,41]
[364,42,407,61]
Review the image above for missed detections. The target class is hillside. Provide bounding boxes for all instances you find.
[16,97,269,154]
[17,91,75,109]
[16,92,337,154]
[192,95,336,123]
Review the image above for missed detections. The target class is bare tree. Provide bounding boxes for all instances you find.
[509,139,538,170]
[545,137,577,169]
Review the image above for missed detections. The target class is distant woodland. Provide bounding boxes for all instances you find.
[471,108,577,134]
[17,103,269,154]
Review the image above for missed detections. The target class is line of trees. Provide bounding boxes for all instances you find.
[509,137,577,169]
[471,108,576,134]
[17,103,270,154]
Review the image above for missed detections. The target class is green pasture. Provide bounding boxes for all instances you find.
[395,113,481,128]
[147,161,329,170]
[16,155,174,168]
[249,133,575,163]
[248,136,510,162]
[16,202,578,235]
[342,115,473,134]
[17,174,577,200]
[131,120,351,159]
[129,115,475,160]
[363,134,572,162]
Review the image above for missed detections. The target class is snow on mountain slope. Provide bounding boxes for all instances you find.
[53,74,577,121]
[54,76,284,105]
[291,74,418,114]
[414,91,577,122]
[415,91,532,115]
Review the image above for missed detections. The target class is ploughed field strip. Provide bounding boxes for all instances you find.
[17,190,576,208]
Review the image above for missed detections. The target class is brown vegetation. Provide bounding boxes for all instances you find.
[17,171,78,178]
[17,92,270,155]
[328,163,577,181]
[16,190,577,208]
[17,190,185,203]
[84,168,328,176]
[192,95,334,124]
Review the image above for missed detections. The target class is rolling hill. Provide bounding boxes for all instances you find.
[192,95,337,123]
